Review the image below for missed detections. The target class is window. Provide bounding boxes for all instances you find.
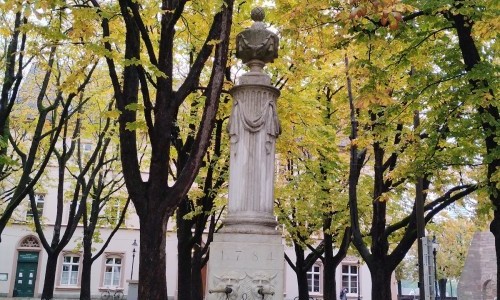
[26,194,45,219]
[107,200,122,225]
[61,255,80,286]
[103,257,122,287]
[307,264,321,293]
[82,143,92,152]
[67,200,84,224]
[342,264,358,294]
[19,236,41,248]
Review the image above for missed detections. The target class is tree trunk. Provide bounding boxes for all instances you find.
[177,220,193,300]
[323,254,337,300]
[138,212,168,299]
[369,265,392,300]
[292,244,311,300]
[296,269,310,300]
[41,252,59,300]
[323,226,350,300]
[438,278,447,300]
[80,235,93,300]
[397,280,402,300]
[191,246,204,300]
[449,9,499,299]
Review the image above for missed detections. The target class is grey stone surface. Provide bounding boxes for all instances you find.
[127,280,138,300]
[222,84,280,235]
[207,233,284,300]
[235,7,279,64]
[221,7,281,235]
[458,231,497,300]
[206,7,284,300]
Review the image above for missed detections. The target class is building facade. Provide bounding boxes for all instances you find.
[0,189,395,299]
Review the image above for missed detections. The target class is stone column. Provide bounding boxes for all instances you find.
[206,7,284,300]
[222,7,280,235]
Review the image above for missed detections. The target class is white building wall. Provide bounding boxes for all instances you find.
[0,178,396,299]
[0,224,141,298]
[1,224,399,299]
[282,248,374,300]
[0,172,143,299]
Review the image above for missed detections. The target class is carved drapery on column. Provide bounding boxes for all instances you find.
[221,7,281,235]
[227,86,280,213]
[228,88,280,150]
[206,8,285,300]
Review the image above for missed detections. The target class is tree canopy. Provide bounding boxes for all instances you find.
[0,0,497,299]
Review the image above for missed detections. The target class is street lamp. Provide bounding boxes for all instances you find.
[357,260,361,300]
[432,236,439,300]
[131,239,138,280]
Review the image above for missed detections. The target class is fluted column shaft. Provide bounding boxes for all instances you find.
[222,80,280,234]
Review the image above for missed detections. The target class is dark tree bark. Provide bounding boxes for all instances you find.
[447,7,499,298]
[369,263,393,300]
[138,213,169,299]
[322,226,351,300]
[284,240,324,300]
[191,244,205,300]
[397,280,402,300]
[294,245,312,300]
[36,204,65,299]
[31,77,109,299]
[37,139,91,299]
[80,235,93,300]
[438,278,447,300]
[14,58,96,299]
[79,145,127,300]
[322,232,337,300]
[0,45,74,241]
[39,124,77,300]
[296,272,310,300]
[41,253,59,300]
[0,10,26,180]
[176,116,228,300]
[344,52,478,300]
[176,208,193,300]
[176,192,223,300]
[80,195,129,300]
[91,0,235,298]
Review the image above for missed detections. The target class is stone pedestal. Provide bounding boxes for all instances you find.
[206,234,284,300]
[127,280,138,300]
[205,7,284,300]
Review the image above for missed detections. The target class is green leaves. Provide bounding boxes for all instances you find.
[125,120,147,131]
[269,2,494,288]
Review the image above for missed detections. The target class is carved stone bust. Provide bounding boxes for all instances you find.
[236,7,279,64]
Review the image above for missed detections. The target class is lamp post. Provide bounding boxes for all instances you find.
[432,236,439,300]
[416,178,426,300]
[357,260,361,300]
[131,239,138,280]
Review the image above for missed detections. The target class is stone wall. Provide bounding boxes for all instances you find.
[458,231,497,300]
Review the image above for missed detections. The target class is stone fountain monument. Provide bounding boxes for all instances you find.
[205,7,284,300]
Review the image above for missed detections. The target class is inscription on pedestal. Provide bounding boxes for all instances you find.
[219,249,276,263]
[207,239,283,300]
